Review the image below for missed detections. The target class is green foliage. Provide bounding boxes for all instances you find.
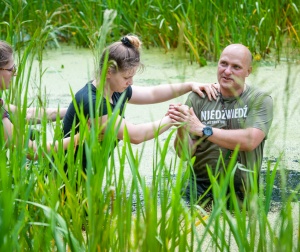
[1,0,299,64]
[0,0,299,251]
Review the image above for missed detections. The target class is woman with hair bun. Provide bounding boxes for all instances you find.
[63,34,218,168]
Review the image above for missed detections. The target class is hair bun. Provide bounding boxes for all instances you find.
[121,37,133,48]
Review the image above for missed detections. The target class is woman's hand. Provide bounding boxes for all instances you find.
[190,82,219,101]
[165,102,182,116]
[167,104,190,127]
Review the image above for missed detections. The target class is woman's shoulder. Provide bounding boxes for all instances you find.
[113,86,132,99]
[75,81,96,97]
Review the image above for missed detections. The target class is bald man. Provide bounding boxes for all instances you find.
[169,44,273,206]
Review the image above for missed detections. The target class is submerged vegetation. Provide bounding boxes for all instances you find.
[0,0,300,251]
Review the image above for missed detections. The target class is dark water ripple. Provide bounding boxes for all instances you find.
[260,168,300,202]
[130,166,300,212]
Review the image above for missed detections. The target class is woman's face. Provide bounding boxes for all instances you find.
[107,67,137,93]
[0,56,16,90]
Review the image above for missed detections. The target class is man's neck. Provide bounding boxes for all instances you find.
[221,84,246,98]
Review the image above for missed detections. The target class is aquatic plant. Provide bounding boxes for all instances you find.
[0,1,299,251]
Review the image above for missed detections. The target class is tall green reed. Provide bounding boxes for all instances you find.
[1,66,299,250]
[0,3,78,249]
[1,0,299,63]
[0,1,299,250]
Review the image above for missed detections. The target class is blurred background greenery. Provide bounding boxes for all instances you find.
[1,0,299,65]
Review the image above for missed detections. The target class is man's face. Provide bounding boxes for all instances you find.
[217,45,252,96]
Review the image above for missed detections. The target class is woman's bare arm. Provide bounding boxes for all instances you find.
[130,82,219,104]
[5,103,67,122]
[99,114,173,144]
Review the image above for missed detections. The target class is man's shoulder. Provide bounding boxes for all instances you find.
[245,85,273,110]
[247,85,272,98]
[187,91,212,105]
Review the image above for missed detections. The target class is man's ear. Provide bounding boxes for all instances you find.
[246,66,252,77]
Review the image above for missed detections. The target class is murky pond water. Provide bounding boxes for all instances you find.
[27,45,300,204]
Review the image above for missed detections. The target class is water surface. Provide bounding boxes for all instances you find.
[28,45,300,202]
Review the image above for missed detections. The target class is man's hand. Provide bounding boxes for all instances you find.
[168,105,204,136]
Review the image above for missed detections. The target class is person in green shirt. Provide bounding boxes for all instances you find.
[168,44,273,206]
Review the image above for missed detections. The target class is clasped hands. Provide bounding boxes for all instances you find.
[167,103,205,136]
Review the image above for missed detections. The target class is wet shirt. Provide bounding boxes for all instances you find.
[63,82,132,136]
[186,85,273,185]
[62,81,132,168]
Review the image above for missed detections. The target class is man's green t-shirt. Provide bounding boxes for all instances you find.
[185,85,273,185]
